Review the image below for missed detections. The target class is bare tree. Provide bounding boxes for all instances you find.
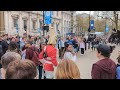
[97,11,120,30]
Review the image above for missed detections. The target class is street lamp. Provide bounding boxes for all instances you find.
[105,17,107,34]
[88,11,91,33]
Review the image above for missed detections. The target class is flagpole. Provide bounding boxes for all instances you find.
[37,11,39,36]
[43,11,44,37]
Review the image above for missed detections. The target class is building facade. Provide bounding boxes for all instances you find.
[0,11,76,37]
[0,11,4,35]
[61,11,71,36]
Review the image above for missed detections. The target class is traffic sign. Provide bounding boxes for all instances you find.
[90,20,94,30]
[106,25,109,33]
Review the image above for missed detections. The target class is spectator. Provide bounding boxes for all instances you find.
[73,37,78,53]
[36,36,40,45]
[0,36,3,60]
[55,59,80,79]
[91,39,96,51]
[29,36,34,44]
[58,37,62,58]
[83,37,87,51]
[79,38,85,55]
[20,37,26,50]
[11,37,16,42]
[116,50,120,79]
[60,37,65,59]
[25,41,38,60]
[67,36,73,45]
[0,36,2,45]
[1,34,9,54]
[5,60,38,79]
[63,43,77,62]
[21,45,27,60]
[91,44,116,79]
[0,52,21,79]
[38,42,46,79]
[16,36,20,49]
[7,41,21,55]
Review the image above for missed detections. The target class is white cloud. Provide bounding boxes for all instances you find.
[76,11,94,15]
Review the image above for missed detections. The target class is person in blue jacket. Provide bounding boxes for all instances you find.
[116,50,120,79]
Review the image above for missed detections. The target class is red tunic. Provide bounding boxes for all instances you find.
[39,45,58,71]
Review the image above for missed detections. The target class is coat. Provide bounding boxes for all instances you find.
[63,51,76,62]
[39,45,58,71]
[1,40,8,54]
[116,64,120,79]
[25,46,38,60]
[91,58,116,79]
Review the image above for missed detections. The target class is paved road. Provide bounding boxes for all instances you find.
[76,44,120,79]
[54,44,120,79]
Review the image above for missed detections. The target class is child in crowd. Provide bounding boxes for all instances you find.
[63,43,77,62]
[79,38,85,55]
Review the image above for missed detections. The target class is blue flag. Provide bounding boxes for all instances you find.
[44,11,52,24]
[106,25,109,33]
[90,20,94,30]
[16,24,18,33]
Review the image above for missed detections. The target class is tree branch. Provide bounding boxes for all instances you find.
[97,15,115,23]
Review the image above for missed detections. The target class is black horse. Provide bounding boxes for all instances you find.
[108,28,120,45]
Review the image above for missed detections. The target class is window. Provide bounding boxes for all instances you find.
[64,20,65,26]
[40,20,42,30]
[56,23,59,30]
[64,14,66,18]
[52,12,54,16]
[33,20,36,30]
[13,18,18,27]
[23,20,27,27]
[56,11,58,16]
[64,21,66,27]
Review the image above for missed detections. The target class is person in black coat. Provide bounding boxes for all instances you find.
[0,45,3,69]
[83,38,87,50]
[1,34,8,54]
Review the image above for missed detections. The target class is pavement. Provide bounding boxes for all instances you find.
[55,43,120,79]
[76,44,120,79]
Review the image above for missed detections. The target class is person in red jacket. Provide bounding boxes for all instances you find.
[91,44,116,79]
[39,27,58,79]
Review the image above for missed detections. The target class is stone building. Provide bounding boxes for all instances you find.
[0,11,76,37]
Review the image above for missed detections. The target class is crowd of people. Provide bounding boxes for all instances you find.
[0,31,120,79]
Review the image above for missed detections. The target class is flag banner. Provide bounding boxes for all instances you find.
[16,24,18,33]
[106,25,109,33]
[44,11,52,24]
[90,20,94,30]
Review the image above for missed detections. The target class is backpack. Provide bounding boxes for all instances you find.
[31,47,40,66]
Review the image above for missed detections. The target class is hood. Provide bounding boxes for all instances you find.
[29,46,36,50]
[96,58,116,74]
